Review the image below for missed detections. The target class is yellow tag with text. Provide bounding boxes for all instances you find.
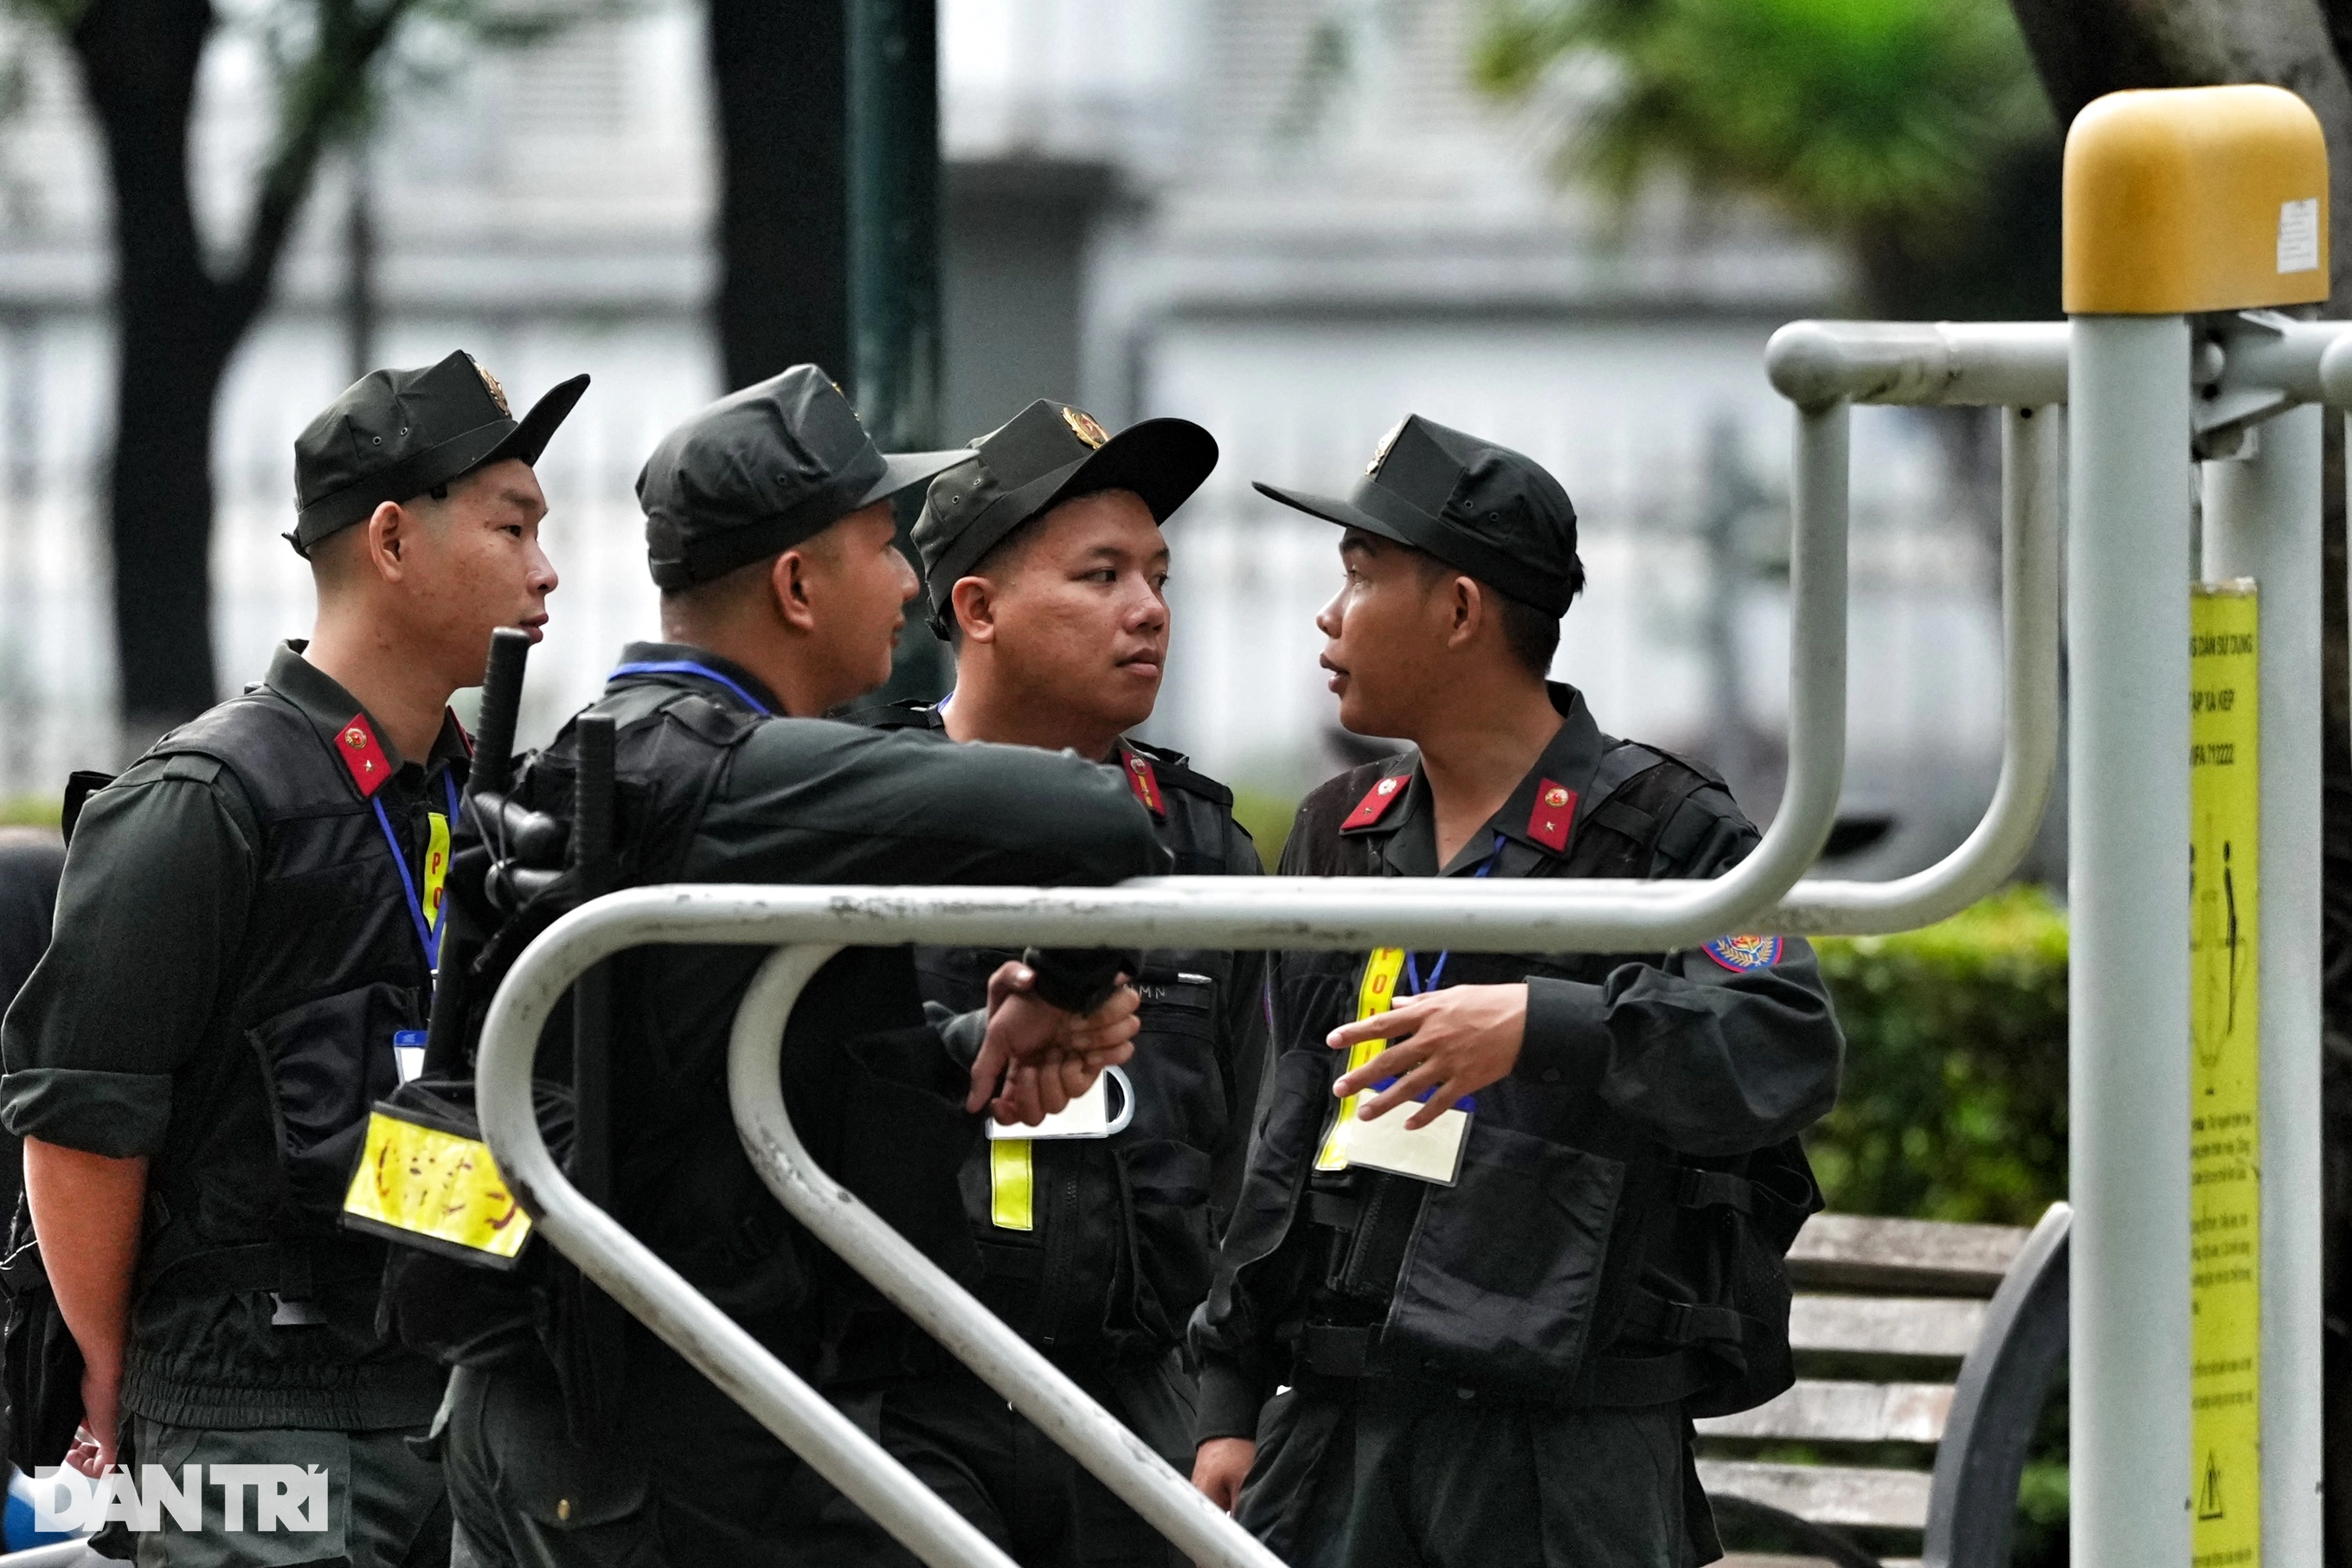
[341,1108,532,1265]
[421,810,451,934]
[990,1138,1034,1231]
[2190,582,2259,1568]
[1316,947,1407,1173]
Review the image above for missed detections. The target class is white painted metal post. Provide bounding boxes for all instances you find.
[2201,396,2325,1567]
[2069,312,2195,1568]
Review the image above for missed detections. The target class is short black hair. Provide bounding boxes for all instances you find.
[1413,551,1566,679]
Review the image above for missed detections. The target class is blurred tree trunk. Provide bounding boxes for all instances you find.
[707,0,849,392]
[49,0,412,748]
[2006,2,2352,1558]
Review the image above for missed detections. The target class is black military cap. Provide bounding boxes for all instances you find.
[638,366,973,591]
[1255,415,1583,614]
[292,350,589,555]
[911,399,1218,633]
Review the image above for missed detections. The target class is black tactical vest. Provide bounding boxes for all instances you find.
[852,711,1256,1375]
[379,674,782,1378]
[1235,741,1820,1416]
[138,689,448,1302]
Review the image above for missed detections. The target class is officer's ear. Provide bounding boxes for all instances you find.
[362,499,413,582]
[949,575,999,646]
[767,545,822,634]
[1440,572,1488,652]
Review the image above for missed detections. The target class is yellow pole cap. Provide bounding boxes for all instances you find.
[2064,85,2329,315]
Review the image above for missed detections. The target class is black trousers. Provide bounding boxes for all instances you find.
[821,1352,1197,1568]
[442,1359,853,1568]
[1235,1378,1721,1568]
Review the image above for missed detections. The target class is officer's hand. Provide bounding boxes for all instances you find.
[1192,1437,1255,1513]
[65,1362,120,1477]
[968,964,1141,1123]
[1327,982,1529,1128]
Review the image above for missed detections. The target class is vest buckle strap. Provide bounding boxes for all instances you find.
[1673,1166,1756,1213]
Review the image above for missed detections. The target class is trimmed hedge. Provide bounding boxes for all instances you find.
[1808,885,2069,1225]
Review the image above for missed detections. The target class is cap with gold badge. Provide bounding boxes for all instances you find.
[291,350,589,556]
[911,399,1218,635]
[1254,414,1584,614]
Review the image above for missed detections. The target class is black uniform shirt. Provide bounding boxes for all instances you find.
[1191,683,1842,1440]
[0,642,467,1429]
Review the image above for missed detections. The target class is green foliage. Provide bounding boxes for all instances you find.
[1475,0,2062,317]
[1807,884,2069,1224]
[0,795,60,827]
[1230,787,1300,871]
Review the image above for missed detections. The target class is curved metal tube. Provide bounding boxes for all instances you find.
[726,947,1286,1568]
[1760,402,2064,933]
[472,938,1023,1568]
[1767,320,2070,408]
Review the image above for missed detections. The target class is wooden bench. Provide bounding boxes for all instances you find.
[1695,1203,2071,1568]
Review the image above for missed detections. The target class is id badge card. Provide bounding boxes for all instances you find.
[984,1065,1134,1142]
[1315,948,1473,1186]
[341,1102,532,1268]
[1325,1090,1475,1186]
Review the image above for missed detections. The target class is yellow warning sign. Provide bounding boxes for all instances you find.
[2190,582,2259,1568]
[341,1108,533,1264]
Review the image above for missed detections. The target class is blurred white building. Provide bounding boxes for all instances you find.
[0,0,2018,876]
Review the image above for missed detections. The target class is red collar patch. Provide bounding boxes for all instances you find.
[1121,749,1166,817]
[335,712,394,799]
[1526,779,1577,851]
[1343,771,1411,830]
[448,708,473,756]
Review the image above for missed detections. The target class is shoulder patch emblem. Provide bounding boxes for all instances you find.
[335,713,394,798]
[1342,772,1410,830]
[1063,406,1109,448]
[1527,778,1577,851]
[1122,750,1166,816]
[1703,934,1783,973]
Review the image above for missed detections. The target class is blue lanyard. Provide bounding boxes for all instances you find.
[373,774,460,971]
[1403,832,1506,996]
[609,660,774,717]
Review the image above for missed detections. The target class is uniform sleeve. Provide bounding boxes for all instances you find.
[0,761,256,1158]
[691,719,1166,890]
[1515,806,1842,1156]
[1191,800,1338,1447]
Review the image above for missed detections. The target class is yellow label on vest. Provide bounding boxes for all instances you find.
[342,1109,532,1261]
[1316,948,1407,1173]
[989,1138,1034,1231]
[2190,582,2260,1568]
[422,810,451,934]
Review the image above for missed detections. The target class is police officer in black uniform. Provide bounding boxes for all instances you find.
[1188,416,1843,1567]
[0,350,587,1565]
[832,399,1269,1565]
[433,369,1166,1568]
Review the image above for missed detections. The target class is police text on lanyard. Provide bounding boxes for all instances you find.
[1314,832,1502,1184]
